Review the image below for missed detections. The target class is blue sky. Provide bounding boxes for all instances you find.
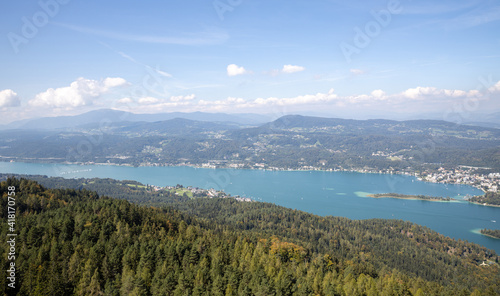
[1,0,499,123]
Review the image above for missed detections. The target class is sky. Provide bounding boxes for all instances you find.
[1,0,499,123]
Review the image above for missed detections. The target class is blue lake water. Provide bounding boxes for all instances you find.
[1,162,499,253]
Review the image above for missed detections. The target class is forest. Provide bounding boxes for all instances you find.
[1,176,499,295]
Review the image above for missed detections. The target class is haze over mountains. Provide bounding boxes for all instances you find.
[3,109,500,131]
[1,110,499,171]
[2,109,274,130]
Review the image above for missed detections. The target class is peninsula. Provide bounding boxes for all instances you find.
[480,229,500,239]
[367,193,454,202]
[467,192,500,207]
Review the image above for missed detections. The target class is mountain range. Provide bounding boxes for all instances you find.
[1,111,499,171]
[3,109,500,131]
[1,109,273,130]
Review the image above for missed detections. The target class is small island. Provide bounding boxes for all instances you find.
[480,229,500,239]
[367,193,454,202]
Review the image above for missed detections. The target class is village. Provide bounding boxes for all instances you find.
[419,167,500,193]
[193,159,500,194]
[148,183,253,202]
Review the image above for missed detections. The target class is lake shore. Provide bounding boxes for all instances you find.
[1,161,497,253]
[472,228,500,240]
[469,202,500,208]
[1,159,488,193]
[367,193,500,207]
[481,233,500,240]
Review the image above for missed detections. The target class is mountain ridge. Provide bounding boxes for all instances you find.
[4,109,500,132]
[3,109,273,130]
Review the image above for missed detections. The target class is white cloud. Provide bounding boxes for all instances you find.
[117,97,133,104]
[400,86,478,100]
[488,81,500,93]
[122,100,193,114]
[402,87,436,100]
[198,97,247,108]
[29,77,127,108]
[227,64,248,76]
[112,80,499,116]
[199,84,492,114]
[350,69,365,75]
[170,94,196,102]
[253,89,337,106]
[134,94,196,107]
[198,89,338,110]
[371,89,386,99]
[282,65,305,74]
[138,97,161,105]
[104,77,127,88]
[0,89,21,108]
[266,65,305,76]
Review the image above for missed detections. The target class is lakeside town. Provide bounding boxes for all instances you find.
[135,163,500,206]
[418,167,500,193]
[5,154,499,194]
[197,160,500,194]
[148,183,254,203]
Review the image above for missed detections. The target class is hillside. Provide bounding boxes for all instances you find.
[1,176,498,295]
[1,114,500,171]
[114,118,242,137]
[260,115,500,137]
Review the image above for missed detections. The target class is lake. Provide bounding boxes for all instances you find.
[1,161,499,253]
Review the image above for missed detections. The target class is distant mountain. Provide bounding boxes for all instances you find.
[4,109,272,130]
[5,109,500,131]
[114,118,241,136]
[482,111,500,124]
[264,115,366,129]
[125,111,272,126]
[1,113,499,170]
[225,114,500,144]
[464,121,500,129]
[463,112,500,128]
[5,109,130,130]
[260,114,500,136]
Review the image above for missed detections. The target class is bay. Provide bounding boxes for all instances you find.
[1,161,498,253]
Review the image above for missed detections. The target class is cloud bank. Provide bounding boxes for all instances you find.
[115,82,500,116]
[282,65,305,74]
[3,78,499,123]
[29,77,127,108]
[0,89,21,108]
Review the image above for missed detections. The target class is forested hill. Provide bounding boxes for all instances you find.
[1,114,499,171]
[252,115,500,137]
[0,115,500,173]
[116,118,240,134]
[1,177,499,295]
